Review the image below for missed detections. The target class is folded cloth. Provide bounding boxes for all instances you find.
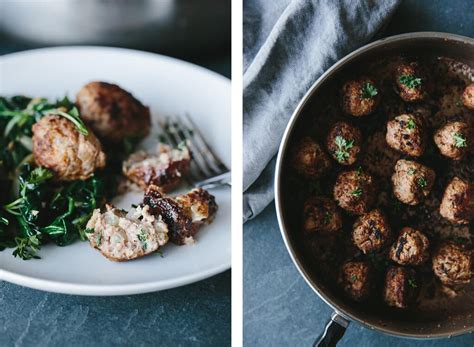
[243,0,400,222]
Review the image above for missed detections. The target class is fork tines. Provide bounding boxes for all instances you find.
[158,114,229,183]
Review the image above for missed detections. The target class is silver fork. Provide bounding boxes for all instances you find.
[157,114,231,189]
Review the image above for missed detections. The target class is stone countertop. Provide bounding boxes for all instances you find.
[244,0,474,346]
[0,41,231,347]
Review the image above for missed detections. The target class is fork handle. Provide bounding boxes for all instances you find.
[195,172,231,189]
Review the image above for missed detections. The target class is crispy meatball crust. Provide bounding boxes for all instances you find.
[386,114,426,157]
[338,261,373,301]
[432,241,474,287]
[391,159,435,205]
[352,209,392,254]
[394,62,425,102]
[341,77,379,117]
[439,177,474,225]
[389,227,430,266]
[302,196,342,235]
[326,121,363,165]
[384,266,420,309]
[123,144,191,192]
[292,137,331,178]
[434,121,472,160]
[143,185,217,245]
[32,115,106,180]
[333,169,376,215]
[76,81,151,143]
[462,83,474,110]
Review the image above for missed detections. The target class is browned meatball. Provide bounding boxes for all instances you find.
[391,159,435,205]
[334,169,376,215]
[123,144,191,192]
[326,121,363,165]
[434,121,472,160]
[384,266,420,309]
[394,61,425,102]
[386,114,426,157]
[32,115,106,181]
[352,209,391,254]
[389,227,430,266]
[338,261,373,301]
[76,81,151,143]
[143,185,217,245]
[462,83,474,110]
[292,137,331,178]
[302,196,342,235]
[341,77,379,116]
[432,241,474,287]
[439,177,474,225]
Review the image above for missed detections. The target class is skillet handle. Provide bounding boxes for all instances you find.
[313,311,349,347]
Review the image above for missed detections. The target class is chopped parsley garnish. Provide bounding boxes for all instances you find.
[138,229,148,251]
[84,228,94,234]
[351,187,363,197]
[324,211,332,224]
[456,99,463,108]
[417,177,428,188]
[452,236,468,244]
[95,233,102,247]
[408,278,417,288]
[351,274,359,282]
[407,168,416,175]
[399,75,422,89]
[334,136,354,163]
[356,166,363,176]
[361,83,378,99]
[453,132,467,148]
[406,118,416,130]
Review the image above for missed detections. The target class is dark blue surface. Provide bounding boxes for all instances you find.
[0,272,230,346]
[244,0,474,346]
[0,30,231,347]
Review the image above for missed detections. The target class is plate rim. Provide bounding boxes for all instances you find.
[0,46,231,295]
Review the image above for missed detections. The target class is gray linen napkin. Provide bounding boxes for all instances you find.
[243,0,401,222]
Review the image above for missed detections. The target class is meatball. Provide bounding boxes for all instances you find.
[384,266,420,309]
[143,185,217,245]
[432,241,474,287]
[86,204,168,261]
[326,121,363,165]
[32,115,106,180]
[391,159,435,205]
[342,77,380,117]
[338,261,373,301]
[462,83,474,110]
[386,114,426,157]
[393,61,425,102]
[341,77,380,117]
[76,81,151,143]
[389,227,430,266]
[302,196,342,235]
[123,143,191,192]
[439,177,474,225]
[434,121,472,160]
[333,169,376,215]
[292,137,331,178]
[352,209,392,254]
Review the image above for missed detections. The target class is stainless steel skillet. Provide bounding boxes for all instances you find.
[275,32,474,345]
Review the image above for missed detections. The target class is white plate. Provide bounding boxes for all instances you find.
[0,47,231,295]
